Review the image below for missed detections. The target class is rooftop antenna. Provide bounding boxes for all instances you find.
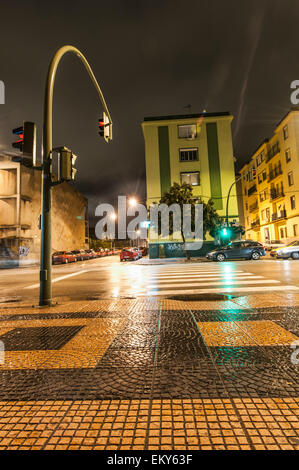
[183,104,192,112]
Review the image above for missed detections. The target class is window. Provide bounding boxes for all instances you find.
[179,148,198,162]
[178,124,197,139]
[258,173,263,184]
[280,227,287,238]
[293,225,298,237]
[290,196,296,210]
[181,171,200,186]
[256,151,265,167]
[261,209,265,221]
[288,171,294,186]
[262,171,267,181]
[266,208,270,220]
[283,125,289,140]
[260,190,267,202]
[245,202,248,211]
[285,148,291,163]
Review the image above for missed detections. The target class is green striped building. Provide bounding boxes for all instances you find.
[142,111,238,238]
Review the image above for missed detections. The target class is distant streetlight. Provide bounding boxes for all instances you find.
[129,197,137,206]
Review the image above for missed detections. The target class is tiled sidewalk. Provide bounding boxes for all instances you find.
[0,293,298,450]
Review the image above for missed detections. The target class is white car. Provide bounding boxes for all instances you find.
[273,241,299,259]
[263,240,286,251]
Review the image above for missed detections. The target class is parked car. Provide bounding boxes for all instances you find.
[104,248,113,256]
[120,248,140,262]
[84,249,97,259]
[71,249,84,261]
[52,251,76,264]
[270,241,299,259]
[95,248,106,257]
[263,240,286,251]
[206,240,266,262]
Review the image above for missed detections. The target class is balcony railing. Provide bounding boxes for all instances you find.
[270,189,284,201]
[249,200,259,213]
[266,143,280,162]
[267,165,282,182]
[248,184,257,196]
[271,210,287,221]
[251,218,260,229]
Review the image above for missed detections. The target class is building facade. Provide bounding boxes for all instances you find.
[239,108,299,244]
[142,111,238,235]
[0,156,89,266]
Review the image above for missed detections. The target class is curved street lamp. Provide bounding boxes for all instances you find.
[40,45,113,306]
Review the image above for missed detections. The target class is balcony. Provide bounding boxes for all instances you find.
[270,189,285,201]
[251,218,260,229]
[271,210,287,221]
[249,200,259,213]
[248,184,257,196]
[267,165,282,182]
[266,143,280,162]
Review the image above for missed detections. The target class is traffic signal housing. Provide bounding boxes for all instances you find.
[12,122,37,165]
[58,147,77,181]
[98,112,111,142]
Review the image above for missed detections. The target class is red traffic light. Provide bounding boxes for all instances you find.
[98,118,105,137]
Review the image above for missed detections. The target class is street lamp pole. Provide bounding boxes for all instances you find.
[39,45,112,306]
[225,174,242,227]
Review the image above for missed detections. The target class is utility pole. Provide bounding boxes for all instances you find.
[39,45,112,306]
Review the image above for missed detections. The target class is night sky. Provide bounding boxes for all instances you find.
[0,0,299,224]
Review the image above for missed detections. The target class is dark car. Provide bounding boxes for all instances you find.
[206,240,266,262]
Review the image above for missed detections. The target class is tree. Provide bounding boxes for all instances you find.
[158,182,222,260]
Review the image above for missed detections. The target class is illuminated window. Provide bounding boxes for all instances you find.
[181,171,200,186]
[178,124,197,139]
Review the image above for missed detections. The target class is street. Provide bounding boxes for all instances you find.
[1,256,299,303]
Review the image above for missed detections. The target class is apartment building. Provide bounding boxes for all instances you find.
[239,108,299,243]
[142,111,238,213]
[0,155,89,266]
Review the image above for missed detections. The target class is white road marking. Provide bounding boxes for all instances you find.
[145,285,299,296]
[151,272,249,278]
[24,270,88,290]
[149,275,263,284]
[147,279,280,289]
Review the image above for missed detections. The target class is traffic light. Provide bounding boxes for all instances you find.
[12,122,36,165]
[98,112,111,142]
[58,147,77,181]
[221,227,230,238]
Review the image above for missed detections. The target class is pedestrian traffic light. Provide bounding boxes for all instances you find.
[98,112,111,142]
[59,147,77,181]
[12,122,37,165]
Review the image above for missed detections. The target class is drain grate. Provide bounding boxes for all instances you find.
[166,293,239,301]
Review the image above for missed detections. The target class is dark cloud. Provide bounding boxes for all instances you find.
[0,0,298,224]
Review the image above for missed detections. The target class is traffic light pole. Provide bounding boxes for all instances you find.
[225,174,242,227]
[39,45,112,306]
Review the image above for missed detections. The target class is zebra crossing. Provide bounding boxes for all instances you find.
[132,263,299,297]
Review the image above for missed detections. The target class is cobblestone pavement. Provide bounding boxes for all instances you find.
[0,293,298,450]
